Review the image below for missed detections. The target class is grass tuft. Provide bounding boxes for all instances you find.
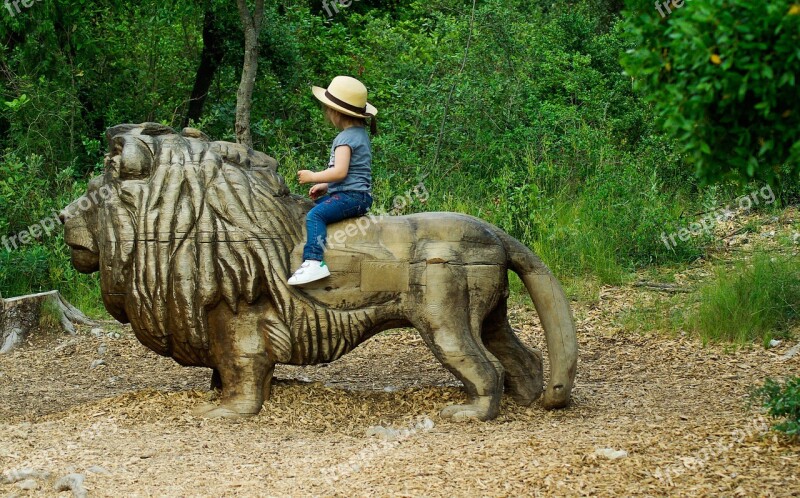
[686,253,800,346]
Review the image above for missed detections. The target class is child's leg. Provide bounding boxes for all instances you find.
[301,192,372,261]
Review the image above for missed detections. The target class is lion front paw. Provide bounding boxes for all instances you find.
[439,396,498,421]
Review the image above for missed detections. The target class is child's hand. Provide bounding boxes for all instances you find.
[297,170,316,184]
[309,183,328,200]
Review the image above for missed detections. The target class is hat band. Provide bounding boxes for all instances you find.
[325,90,373,117]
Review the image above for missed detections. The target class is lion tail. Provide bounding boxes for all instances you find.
[497,229,578,409]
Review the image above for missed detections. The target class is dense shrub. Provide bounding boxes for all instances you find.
[754,377,800,439]
[0,0,730,304]
[622,0,800,184]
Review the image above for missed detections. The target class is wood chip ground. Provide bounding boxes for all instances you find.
[2,208,800,498]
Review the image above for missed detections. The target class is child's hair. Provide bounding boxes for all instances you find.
[324,106,378,135]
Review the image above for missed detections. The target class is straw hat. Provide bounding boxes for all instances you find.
[312,76,378,118]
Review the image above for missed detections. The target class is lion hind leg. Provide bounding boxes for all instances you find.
[482,301,543,405]
[423,324,503,422]
[415,263,503,422]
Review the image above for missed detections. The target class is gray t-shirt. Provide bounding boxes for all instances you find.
[327,126,372,194]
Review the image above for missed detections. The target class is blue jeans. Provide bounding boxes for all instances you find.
[303,190,373,261]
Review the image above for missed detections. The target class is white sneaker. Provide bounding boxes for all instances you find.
[288,260,330,285]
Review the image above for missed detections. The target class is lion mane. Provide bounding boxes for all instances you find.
[96,123,325,365]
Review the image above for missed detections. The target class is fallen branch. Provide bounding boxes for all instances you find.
[633,281,691,294]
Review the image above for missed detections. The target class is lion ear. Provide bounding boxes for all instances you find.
[181,127,210,141]
[138,122,175,137]
[111,137,153,180]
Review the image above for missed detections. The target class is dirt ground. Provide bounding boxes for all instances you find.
[1,282,799,498]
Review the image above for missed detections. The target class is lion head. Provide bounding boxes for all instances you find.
[63,123,307,364]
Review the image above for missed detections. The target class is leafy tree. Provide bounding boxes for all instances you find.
[621,0,800,184]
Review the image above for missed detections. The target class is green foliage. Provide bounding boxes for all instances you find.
[621,0,800,185]
[686,253,800,345]
[754,377,800,439]
[1,0,790,308]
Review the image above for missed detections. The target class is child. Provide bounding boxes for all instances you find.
[288,75,378,285]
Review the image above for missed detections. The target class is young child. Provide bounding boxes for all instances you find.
[288,75,378,285]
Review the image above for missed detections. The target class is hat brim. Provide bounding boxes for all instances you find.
[312,86,378,118]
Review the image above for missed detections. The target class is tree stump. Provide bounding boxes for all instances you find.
[0,291,95,354]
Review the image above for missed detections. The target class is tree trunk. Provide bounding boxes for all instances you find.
[184,1,226,128]
[235,0,265,148]
[0,291,95,354]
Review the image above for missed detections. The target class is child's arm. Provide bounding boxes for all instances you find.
[309,183,328,199]
[297,146,351,184]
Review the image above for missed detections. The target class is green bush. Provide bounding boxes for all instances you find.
[754,377,800,439]
[621,0,800,184]
[686,253,800,345]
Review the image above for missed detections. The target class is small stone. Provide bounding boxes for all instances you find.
[2,468,50,484]
[97,343,107,356]
[594,448,628,460]
[414,417,435,431]
[90,327,105,338]
[54,340,78,353]
[53,474,87,498]
[792,232,800,244]
[768,339,782,348]
[365,425,409,441]
[383,386,398,392]
[90,359,106,369]
[16,479,38,490]
[86,465,110,475]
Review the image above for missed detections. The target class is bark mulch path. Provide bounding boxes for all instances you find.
[1,297,798,497]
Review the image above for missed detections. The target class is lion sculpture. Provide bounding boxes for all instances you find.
[62,123,578,421]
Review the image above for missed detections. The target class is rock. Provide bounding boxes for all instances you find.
[365,425,414,441]
[54,339,79,353]
[366,426,398,441]
[383,386,399,392]
[792,232,800,244]
[16,479,38,490]
[768,339,782,348]
[86,465,110,475]
[783,343,800,361]
[90,327,105,338]
[53,474,87,498]
[2,468,51,484]
[414,417,435,431]
[90,359,106,369]
[107,331,121,339]
[97,343,107,356]
[594,448,628,460]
